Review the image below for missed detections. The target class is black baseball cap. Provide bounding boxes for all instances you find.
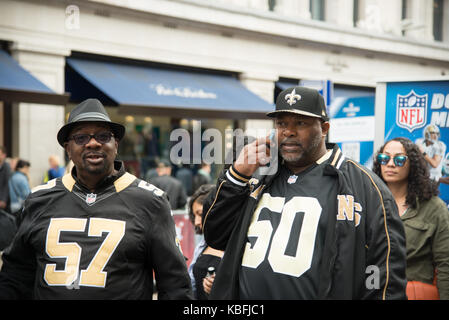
[57,98,125,146]
[267,86,329,121]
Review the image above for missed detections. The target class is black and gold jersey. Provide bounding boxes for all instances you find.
[239,156,338,299]
[0,162,192,300]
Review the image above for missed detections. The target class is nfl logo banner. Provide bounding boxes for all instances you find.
[377,78,449,208]
[396,90,427,132]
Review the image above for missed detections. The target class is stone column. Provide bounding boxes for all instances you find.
[9,43,69,187]
[239,72,277,137]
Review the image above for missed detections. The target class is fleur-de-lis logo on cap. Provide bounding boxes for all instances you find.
[285,88,301,106]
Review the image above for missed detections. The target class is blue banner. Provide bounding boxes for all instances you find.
[384,80,449,205]
[329,96,375,167]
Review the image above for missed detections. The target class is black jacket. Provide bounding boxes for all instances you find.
[202,144,407,299]
[150,175,187,210]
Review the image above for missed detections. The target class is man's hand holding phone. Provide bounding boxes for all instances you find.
[233,130,276,177]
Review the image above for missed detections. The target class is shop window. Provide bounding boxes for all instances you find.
[353,0,359,27]
[310,0,325,21]
[433,0,444,41]
[400,0,412,36]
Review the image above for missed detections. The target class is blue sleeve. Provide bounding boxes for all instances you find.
[17,175,31,200]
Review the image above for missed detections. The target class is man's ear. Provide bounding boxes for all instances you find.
[114,140,119,157]
[321,121,330,137]
[64,142,71,159]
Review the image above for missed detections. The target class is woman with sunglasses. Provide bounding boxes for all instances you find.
[373,137,449,300]
[188,184,224,300]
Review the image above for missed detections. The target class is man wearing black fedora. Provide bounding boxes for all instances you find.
[0,98,193,299]
[202,86,407,299]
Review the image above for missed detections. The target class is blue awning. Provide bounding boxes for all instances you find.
[0,50,68,105]
[66,58,274,119]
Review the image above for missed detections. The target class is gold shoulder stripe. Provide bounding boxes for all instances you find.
[331,148,342,166]
[347,160,391,300]
[62,173,76,192]
[114,172,136,193]
[31,178,57,193]
[316,149,332,164]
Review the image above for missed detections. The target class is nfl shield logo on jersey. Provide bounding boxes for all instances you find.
[86,193,97,205]
[396,90,427,132]
[287,175,298,184]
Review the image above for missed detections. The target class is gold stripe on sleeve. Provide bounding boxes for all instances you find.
[202,180,226,232]
[229,166,250,183]
[347,160,391,300]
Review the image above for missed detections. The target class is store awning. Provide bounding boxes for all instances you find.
[66,58,274,119]
[0,50,69,105]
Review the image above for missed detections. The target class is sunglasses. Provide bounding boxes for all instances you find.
[377,153,408,167]
[68,132,114,146]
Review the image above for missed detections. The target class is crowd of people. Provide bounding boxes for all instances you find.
[0,87,448,300]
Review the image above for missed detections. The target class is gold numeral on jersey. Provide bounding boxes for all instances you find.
[242,194,322,277]
[268,197,321,277]
[43,217,126,287]
[44,218,87,286]
[242,195,283,269]
[80,218,125,287]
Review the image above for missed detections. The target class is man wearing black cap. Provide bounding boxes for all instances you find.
[0,98,193,299]
[202,86,407,299]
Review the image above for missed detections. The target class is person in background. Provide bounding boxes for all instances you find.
[187,184,223,300]
[0,146,11,212]
[8,159,31,214]
[43,155,65,183]
[151,159,187,210]
[144,158,159,181]
[176,163,194,197]
[192,162,212,193]
[415,124,446,183]
[0,208,16,251]
[7,157,18,172]
[1,151,17,252]
[373,137,449,300]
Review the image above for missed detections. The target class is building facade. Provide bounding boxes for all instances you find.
[0,0,448,187]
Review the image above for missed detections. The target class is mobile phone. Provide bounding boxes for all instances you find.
[267,129,276,148]
[269,129,275,142]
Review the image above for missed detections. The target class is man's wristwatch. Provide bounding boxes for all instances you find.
[423,152,427,157]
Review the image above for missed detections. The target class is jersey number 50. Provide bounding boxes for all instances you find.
[44,217,126,288]
[242,194,321,277]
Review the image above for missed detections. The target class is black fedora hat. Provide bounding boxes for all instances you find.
[57,98,125,146]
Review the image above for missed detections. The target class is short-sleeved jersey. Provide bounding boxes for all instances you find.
[415,138,447,181]
[239,153,338,299]
[0,163,192,300]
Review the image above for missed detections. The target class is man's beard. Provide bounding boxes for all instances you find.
[82,159,110,176]
[280,135,322,165]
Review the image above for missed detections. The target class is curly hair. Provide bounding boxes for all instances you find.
[372,137,439,209]
[188,184,215,233]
